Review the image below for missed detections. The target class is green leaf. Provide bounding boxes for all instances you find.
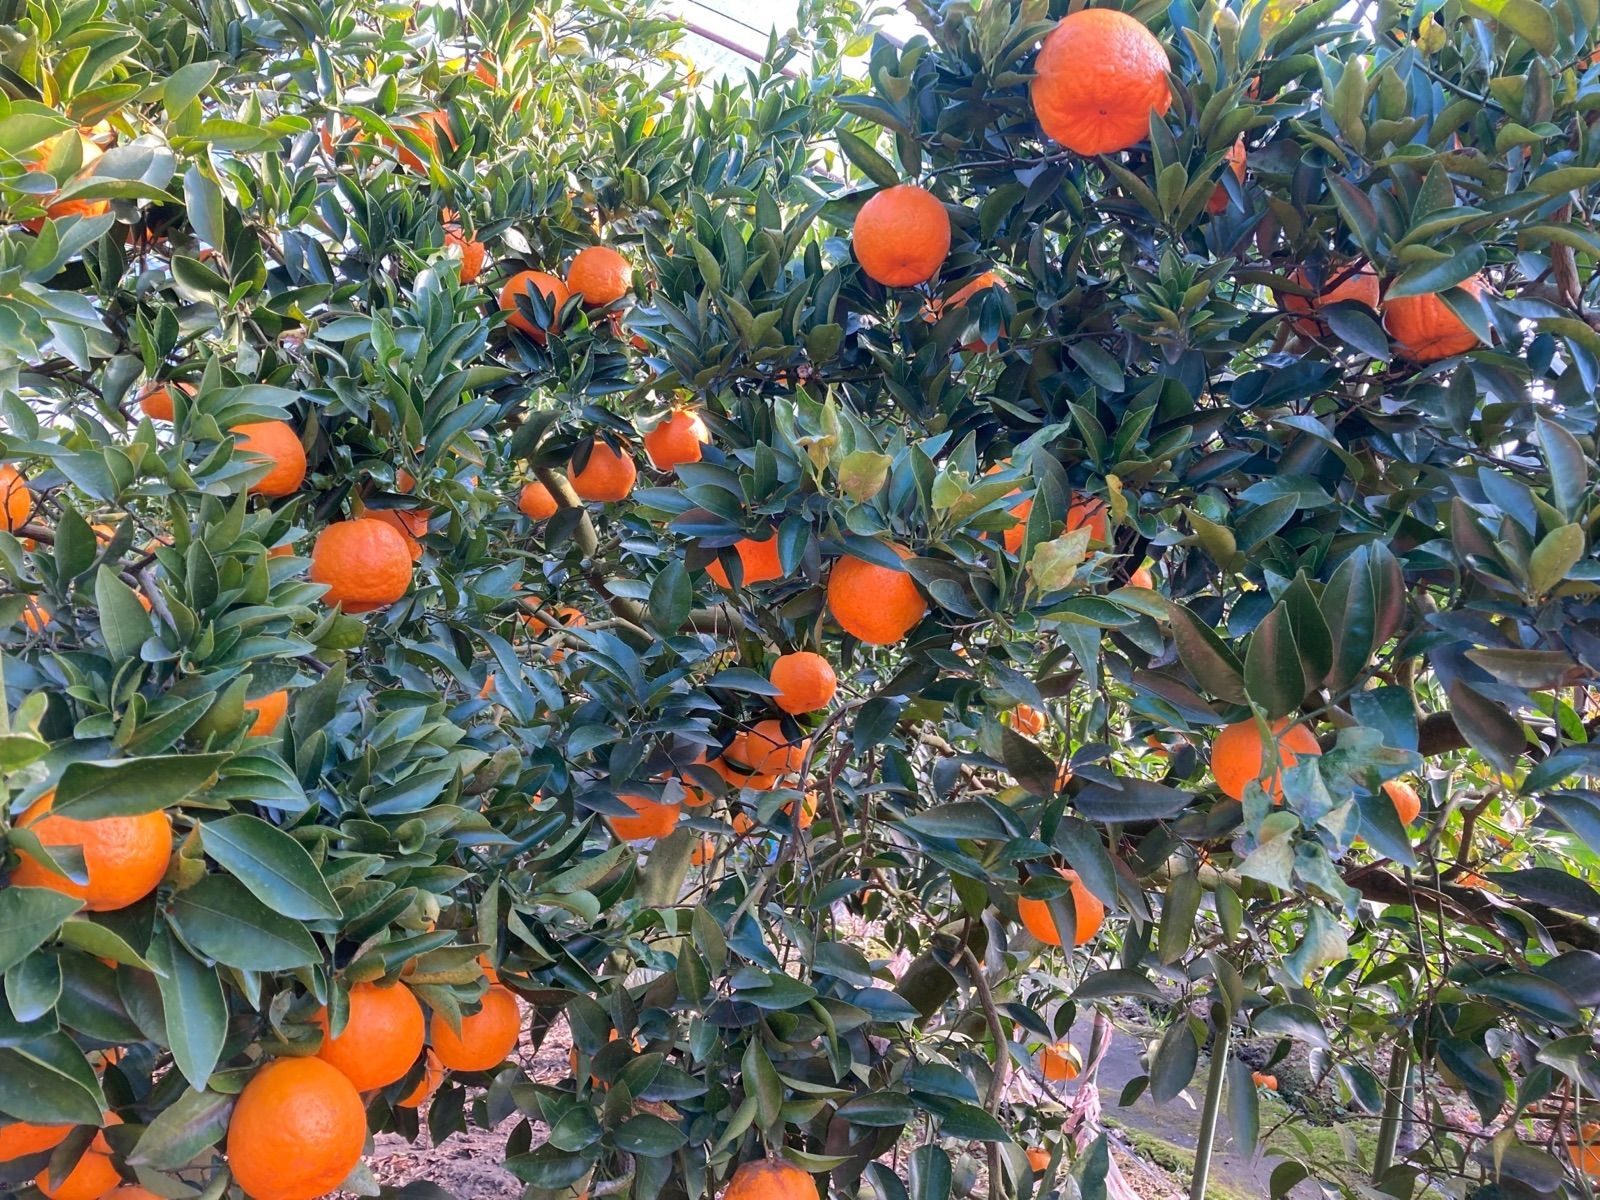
[1463,972,1581,1027]
[1445,679,1525,774]
[1243,602,1306,719]
[1528,523,1585,595]
[1071,969,1165,1002]
[51,754,228,819]
[910,1146,952,1200]
[0,887,82,974]
[197,815,340,920]
[836,129,902,189]
[0,1034,106,1124]
[1051,816,1120,910]
[162,62,219,114]
[649,561,692,632]
[1253,1003,1329,1048]
[611,1113,688,1157]
[1148,1019,1199,1103]
[1227,1055,1259,1156]
[1461,0,1555,55]
[183,164,226,255]
[741,1038,784,1131]
[148,923,227,1089]
[93,567,151,663]
[1384,245,1488,300]
[168,875,321,970]
[1167,603,1247,704]
[838,1091,915,1126]
[126,1086,233,1169]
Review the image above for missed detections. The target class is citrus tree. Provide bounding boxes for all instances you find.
[4,1,1600,1200]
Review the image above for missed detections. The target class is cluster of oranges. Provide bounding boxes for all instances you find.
[849,8,1489,366]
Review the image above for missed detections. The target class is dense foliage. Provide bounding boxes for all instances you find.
[4,1,1600,1200]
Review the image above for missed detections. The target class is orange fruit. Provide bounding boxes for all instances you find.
[309,518,414,613]
[922,270,1007,350]
[1572,1125,1600,1177]
[397,1050,446,1108]
[1384,276,1486,362]
[706,534,784,588]
[1206,135,1247,214]
[498,269,570,342]
[1016,868,1105,947]
[232,421,308,498]
[315,981,427,1090]
[244,690,289,737]
[0,1121,72,1162]
[34,1116,121,1200]
[387,109,453,173]
[0,464,34,531]
[1038,1041,1082,1082]
[1010,704,1046,736]
[783,792,819,831]
[1030,10,1172,155]
[518,601,585,637]
[369,507,429,561]
[852,184,951,287]
[738,719,810,778]
[1211,718,1321,803]
[1251,1071,1278,1091]
[569,441,637,502]
[1066,494,1109,544]
[827,544,927,645]
[20,599,51,632]
[769,651,837,714]
[227,1057,366,1200]
[1384,779,1422,825]
[690,836,717,867]
[609,793,682,842]
[11,791,172,912]
[731,811,757,837]
[137,380,193,421]
[1026,1147,1052,1173]
[430,984,521,1071]
[444,224,485,283]
[518,480,559,520]
[710,753,777,792]
[722,1157,817,1200]
[566,246,632,307]
[1130,565,1154,588]
[24,132,109,231]
[1281,263,1381,338]
[643,409,710,472]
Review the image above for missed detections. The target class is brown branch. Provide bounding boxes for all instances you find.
[961,944,1011,1200]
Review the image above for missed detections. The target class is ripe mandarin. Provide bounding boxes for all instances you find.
[1384,276,1486,363]
[499,270,570,342]
[1031,10,1172,155]
[316,981,427,1090]
[852,184,951,287]
[706,534,784,588]
[769,651,836,715]
[10,791,172,912]
[566,246,632,307]
[227,1057,366,1200]
[1016,868,1105,947]
[569,441,637,502]
[1211,718,1321,803]
[430,984,521,1072]
[826,545,927,645]
[643,409,710,472]
[232,421,308,498]
[309,518,414,613]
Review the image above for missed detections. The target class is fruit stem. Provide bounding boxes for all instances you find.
[1189,1014,1231,1200]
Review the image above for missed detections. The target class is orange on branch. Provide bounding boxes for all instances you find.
[1026,1147,1052,1173]
[1030,9,1172,155]
[0,1121,72,1163]
[430,985,521,1072]
[498,270,570,342]
[643,409,710,472]
[1384,779,1422,825]
[706,534,784,587]
[243,690,289,737]
[769,651,836,714]
[826,545,927,645]
[1,464,34,531]
[369,507,429,561]
[1038,1041,1083,1082]
[518,480,559,520]
[11,791,172,912]
[35,1118,121,1200]
[1206,136,1247,214]
[397,1050,446,1108]
[1384,277,1486,363]
[232,421,308,498]
[315,981,427,1090]
[610,793,682,842]
[1211,718,1321,803]
[566,246,633,307]
[137,380,193,422]
[1016,868,1105,947]
[227,1057,366,1200]
[309,518,414,613]
[723,1157,817,1200]
[569,441,637,502]
[851,184,951,287]
[1281,263,1380,338]
[444,225,486,283]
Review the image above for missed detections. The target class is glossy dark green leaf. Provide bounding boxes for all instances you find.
[197,814,340,920]
[168,875,320,970]
[148,923,227,1089]
[1148,1019,1199,1103]
[51,754,228,819]
[0,887,82,974]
